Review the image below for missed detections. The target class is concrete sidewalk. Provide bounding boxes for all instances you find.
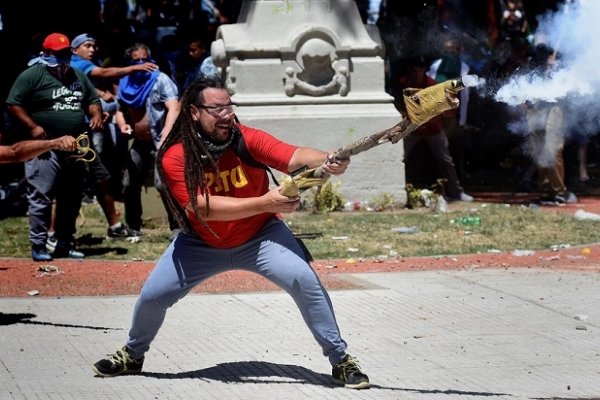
[1,268,599,400]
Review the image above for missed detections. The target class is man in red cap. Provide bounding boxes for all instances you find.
[5,32,103,261]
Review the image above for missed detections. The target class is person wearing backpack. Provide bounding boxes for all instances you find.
[92,75,370,390]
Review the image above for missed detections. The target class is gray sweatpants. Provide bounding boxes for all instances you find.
[124,217,348,365]
[24,151,85,247]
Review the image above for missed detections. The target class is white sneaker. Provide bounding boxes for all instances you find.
[46,234,57,254]
[555,192,577,204]
[459,192,474,202]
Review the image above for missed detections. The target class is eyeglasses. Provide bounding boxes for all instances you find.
[196,103,238,117]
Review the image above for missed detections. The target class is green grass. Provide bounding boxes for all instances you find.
[0,203,173,261]
[1,202,599,261]
[287,204,600,259]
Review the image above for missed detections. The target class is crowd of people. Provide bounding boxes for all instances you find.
[0,1,235,260]
[0,0,597,260]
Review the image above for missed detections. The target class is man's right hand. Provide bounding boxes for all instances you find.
[135,62,159,72]
[264,186,301,214]
[119,124,133,136]
[51,136,78,152]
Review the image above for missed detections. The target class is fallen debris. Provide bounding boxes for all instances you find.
[331,236,349,240]
[511,249,535,257]
[574,209,600,221]
[36,265,62,277]
[391,226,418,234]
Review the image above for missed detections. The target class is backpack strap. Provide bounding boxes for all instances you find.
[231,131,280,186]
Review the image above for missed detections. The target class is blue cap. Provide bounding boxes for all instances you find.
[71,33,95,49]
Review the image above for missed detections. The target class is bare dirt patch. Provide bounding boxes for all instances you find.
[2,242,600,297]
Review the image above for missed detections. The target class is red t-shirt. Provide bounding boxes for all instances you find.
[161,124,298,248]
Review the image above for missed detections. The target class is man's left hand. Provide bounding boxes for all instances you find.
[321,154,349,176]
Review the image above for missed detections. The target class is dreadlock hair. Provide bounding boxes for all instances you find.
[156,75,227,233]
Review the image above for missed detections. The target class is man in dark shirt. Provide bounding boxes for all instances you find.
[6,32,103,261]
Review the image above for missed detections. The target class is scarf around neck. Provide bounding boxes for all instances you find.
[197,125,239,164]
[28,53,70,68]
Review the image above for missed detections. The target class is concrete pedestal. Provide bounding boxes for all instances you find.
[211,0,406,204]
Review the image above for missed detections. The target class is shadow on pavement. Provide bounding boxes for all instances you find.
[143,361,336,387]
[142,360,510,396]
[0,312,123,330]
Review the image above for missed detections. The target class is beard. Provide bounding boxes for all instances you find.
[196,125,237,163]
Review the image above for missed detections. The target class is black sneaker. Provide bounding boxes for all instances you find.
[332,354,370,389]
[93,346,144,377]
[107,223,143,239]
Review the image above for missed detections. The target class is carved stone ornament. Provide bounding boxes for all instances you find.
[283,36,350,97]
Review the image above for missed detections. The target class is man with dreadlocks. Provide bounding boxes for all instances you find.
[92,76,370,389]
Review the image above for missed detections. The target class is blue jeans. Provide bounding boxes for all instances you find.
[124,217,348,365]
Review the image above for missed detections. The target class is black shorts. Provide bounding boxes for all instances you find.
[86,154,111,183]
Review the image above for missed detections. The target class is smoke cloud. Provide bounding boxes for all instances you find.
[494,0,600,137]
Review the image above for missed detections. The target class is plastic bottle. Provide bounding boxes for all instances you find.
[457,216,481,226]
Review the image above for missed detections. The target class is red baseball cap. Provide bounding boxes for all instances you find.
[42,33,71,51]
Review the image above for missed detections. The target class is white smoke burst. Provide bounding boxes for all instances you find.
[494,0,600,136]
